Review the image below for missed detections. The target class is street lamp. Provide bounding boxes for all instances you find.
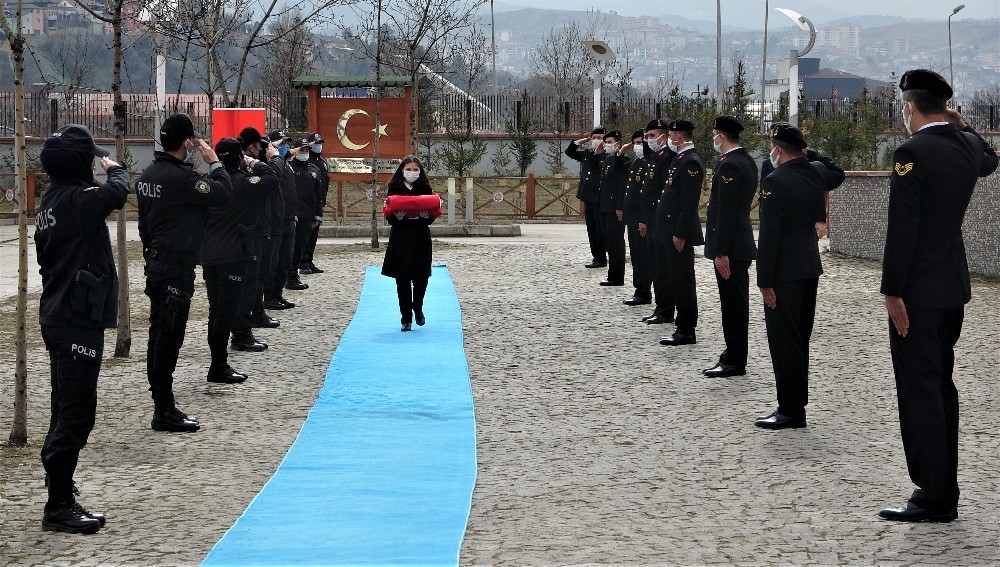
[948,4,965,96]
[776,7,816,128]
[582,40,616,128]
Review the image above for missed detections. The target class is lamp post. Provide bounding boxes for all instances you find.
[582,40,616,128]
[761,0,769,131]
[776,8,816,128]
[948,4,965,96]
[716,0,722,111]
[490,0,497,95]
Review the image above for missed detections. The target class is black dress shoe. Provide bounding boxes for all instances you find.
[878,502,956,523]
[415,312,426,326]
[584,260,607,268]
[263,297,290,310]
[252,315,280,328]
[660,333,697,346]
[599,279,624,286]
[308,262,324,274]
[231,332,268,352]
[754,410,806,430]
[285,278,309,291]
[645,314,672,325]
[623,296,652,306]
[278,296,296,308]
[401,322,412,332]
[151,407,200,432]
[42,503,101,534]
[702,364,746,377]
[207,366,248,384]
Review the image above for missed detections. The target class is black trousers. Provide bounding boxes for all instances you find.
[236,238,265,330]
[291,219,314,278]
[762,278,818,421]
[40,325,103,506]
[889,306,963,514]
[395,277,429,324]
[303,222,321,265]
[204,260,246,371]
[582,201,605,263]
[664,239,697,333]
[715,260,751,368]
[650,237,675,318]
[626,222,651,299]
[601,212,626,283]
[145,267,194,412]
[254,236,274,312]
[271,219,296,293]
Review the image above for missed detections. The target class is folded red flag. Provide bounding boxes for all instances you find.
[383,194,443,219]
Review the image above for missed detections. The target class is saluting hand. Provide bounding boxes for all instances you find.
[99,156,120,172]
[195,138,219,164]
[885,295,909,337]
[944,108,968,130]
[760,287,776,309]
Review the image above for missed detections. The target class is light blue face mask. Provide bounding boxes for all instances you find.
[310,144,323,154]
[278,144,288,157]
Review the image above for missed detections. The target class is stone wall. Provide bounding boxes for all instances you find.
[829,171,1000,277]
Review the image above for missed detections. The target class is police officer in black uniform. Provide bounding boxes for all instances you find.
[703,116,759,376]
[287,138,324,290]
[202,138,263,379]
[596,130,627,286]
[300,132,330,274]
[637,119,676,325]
[754,124,844,430]
[35,125,128,534]
[657,119,704,346]
[263,130,298,309]
[137,113,232,432]
[620,130,653,306]
[878,70,998,522]
[566,127,607,268]
[232,127,281,334]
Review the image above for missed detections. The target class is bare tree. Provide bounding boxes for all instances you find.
[1,0,31,445]
[448,24,492,98]
[349,0,487,155]
[44,34,107,110]
[256,10,320,130]
[531,20,599,103]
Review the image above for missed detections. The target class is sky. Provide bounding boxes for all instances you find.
[494,0,1000,24]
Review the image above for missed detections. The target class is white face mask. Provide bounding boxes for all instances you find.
[294,152,309,161]
[646,136,663,153]
[604,142,617,153]
[310,144,323,153]
[667,138,678,153]
[902,102,913,135]
[712,135,723,154]
[403,170,421,183]
[633,143,643,156]
[769,148,780,169]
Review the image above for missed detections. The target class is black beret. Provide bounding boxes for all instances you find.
[604,130,622,141]
[899,69,953,100]
[238,127,263,146]
[160,113,196,140]
[630,129,645,141]
[713,115,744,136]
[591,126,606,135]
[771,124,807,150]
[55,124,110,157]
[645,119,667,132]
[669,119,694,132]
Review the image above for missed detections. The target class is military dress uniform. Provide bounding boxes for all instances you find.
[879,69,999,521]
[565,129,606,266]
[656,120,704,345]
[638,120,676,323]
[622,143,652,304]
[704,116,759,374]
[596,130,628,285]
[137,114,232,432]
[755,125,844,428]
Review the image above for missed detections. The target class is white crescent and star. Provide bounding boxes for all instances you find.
[337,109,389,151]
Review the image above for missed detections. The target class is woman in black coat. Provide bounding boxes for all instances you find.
[381,156,435,331]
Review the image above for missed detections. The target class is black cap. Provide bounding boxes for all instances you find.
[54,124,110,157]
[668,119,694,133]
[645,119,667,132]
[215,137,242,169]
[603,130,622,141]
[590,126,606,135]
[292,138,311,149]
[771,124,807,150]
[713,115,744,136]
[306,132,324,144]
[160,113,196,140]
[238,127,263,146]
[630,129,645,141]
[267,130,290,143]
[899,69,953,100]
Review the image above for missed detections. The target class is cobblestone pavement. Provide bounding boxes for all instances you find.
[2,224,999,566]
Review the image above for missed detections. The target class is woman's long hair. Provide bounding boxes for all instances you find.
[386,155,432,196]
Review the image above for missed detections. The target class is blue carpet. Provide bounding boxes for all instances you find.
[202,266,477,566]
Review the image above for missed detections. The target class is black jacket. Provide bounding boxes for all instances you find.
[638,147,676,234]
[565,140,603,204]
[381,182,436,280]
[267,155,291,231]
[203,159,278,266]
[35,167,130,329]
[756,154,844,288]
[136,152,232,267]
[880,123,998,309]
[307,152,331,217]
[705,147,759,262]
[598,153,631,214]
[622,154,649,226]
[656,147,705,245]
[290,157,325,220]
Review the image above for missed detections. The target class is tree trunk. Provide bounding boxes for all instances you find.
[8,10,29,447]
[370,0,383,250]
[111,16,132,357]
